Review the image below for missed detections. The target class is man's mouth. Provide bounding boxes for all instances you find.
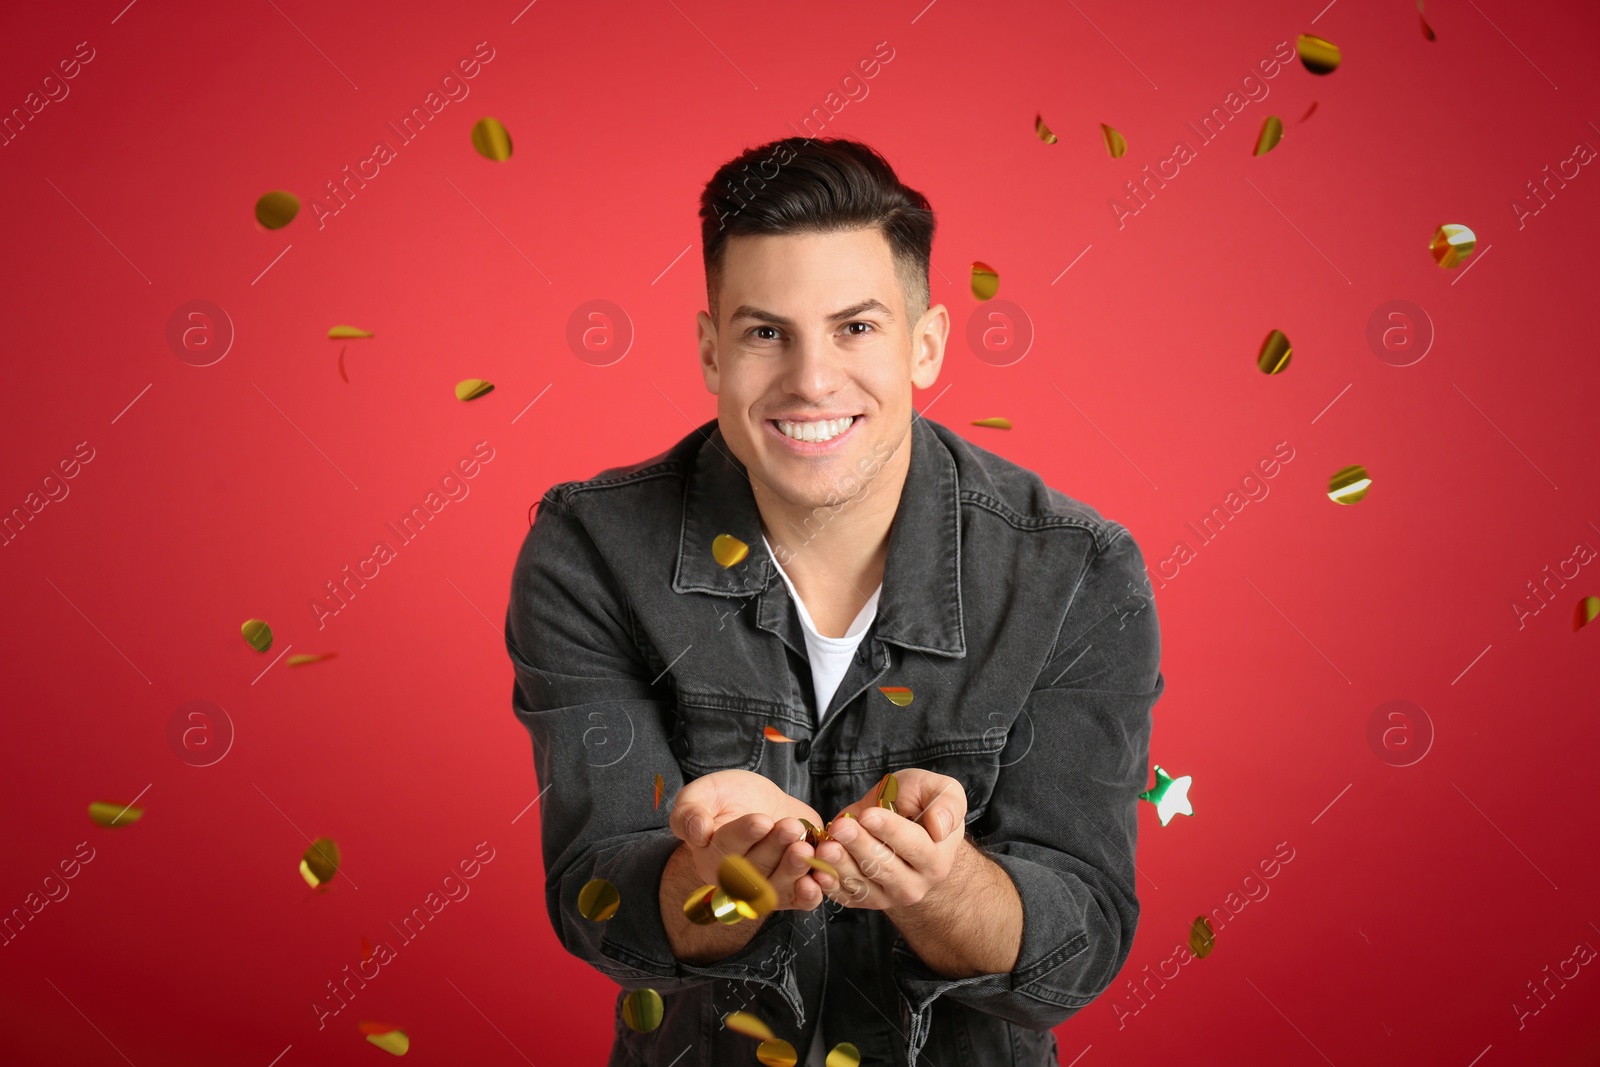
[769,415,859,444]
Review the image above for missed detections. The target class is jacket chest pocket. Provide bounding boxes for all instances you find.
[670,689,808,781]
[880,734,1008,827]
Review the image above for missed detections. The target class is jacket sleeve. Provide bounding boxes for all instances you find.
[505,490,807,1015]
[890,522,1163,1041]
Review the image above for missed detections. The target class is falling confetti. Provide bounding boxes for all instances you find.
[1576,596,1600,631]
[87,800,142,828]
[455,378,494,402]
[300,837,342,889]
[654,773,664,811]
[1254,115,1284,157]
[1189,916,1215,958]
[242,618,273,653]
[1034,113,1058,144]
[970,418,1011,430]
[763,725,797,743]
[1429,223,1476,268]
[718,854,777,920]
[874,772,899,814]
[1257,329,1292,374]
[970,261,999,301]
[338,344,348,382]
[878,686,913,706]
[286,653,338,667]
[1297,33,1341,74]
[471,117,513,161]
[725,1012,776,1041]
[359,1022,410,1056]
[578,878,620,921]
[757,1040,798,1066]
[1299,101,1318,124]
[1138,765,1194,827]
[328,325,373,339]
[683,884,719,925]
[1100,123,1128,158]
[255,190,300,230]
[1418,0,1436,40]
[622,990,664,1033]
[712,533,749,568]
[826,1044,862,1067]
[1328,464,1372,504]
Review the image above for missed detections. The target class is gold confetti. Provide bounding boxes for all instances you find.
[1254,115,1284,157]
[799,818,830,848]
[874,772,899,814]
[300,837,341,889]
[878,686,913,707]
[1257,329,1292,374]
[1328,464,1372,504]
[710,886,743,924]
[763,725,797,743]
[359,1022,410,1056]
[804,855,839,879]
[328,325,373,339]
[1576,595,1600,631]
[724,1011,776,1041]
[255,190,300,230]
[471,117,513,161]
[1189,916,1215,958]
[712,533,749,568]
[970,261,999,301]
[683,884,719,925]
[1100,123,1127,158]
[622,989,664,1033]
[758,1040,798,1067]
[1429,223,1476,268]
[1034,113,1058,144]
[1419,0,1436,40]
[87,800,142,828]
[826,1043,862,1067]
[286,653,337,667]
[654,773,664,811]
[718,854,778,920]
[1297,33,1341,74]
[455,378,494,402]
[577,878,620,921]
[242,618,272,653]
[970,418,1011,430]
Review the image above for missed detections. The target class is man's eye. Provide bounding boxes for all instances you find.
[844,322,874,336]
[751,326,781,341]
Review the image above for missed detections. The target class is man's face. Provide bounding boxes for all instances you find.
[696,227,946,514]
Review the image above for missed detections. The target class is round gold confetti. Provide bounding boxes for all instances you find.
[360,1024,410,1056]
[718,854,777,920]
[1328,465,1372,504]
[970,418,1011,430]
[471,117,513,161]
[1297,33,1341,74]
[578,877,620,921]
[710,886,744,925]
[683,884,718,925]
[328,325,373,339]
[286,652,337,667]
[1257,329,1292,374]
[622,989,664,1033]
[242,618,273,653]
[970,261,999,301]
[1034,113,1057,144]
[1100,123,1127,158]
[826,1043,862,1067]
[1576,595,1600,631]
[87,800,142,828]
[255,190,300,230]
[1254,115,1283,157]
[712,533,749,568]
[874,772,899,814]
[799,818,829,848]
[1429,223,1476,268]
[724,1011,776,1041]
[300,837,341,889]
[757,1039,798,1067]
[1189,915,1215,958]
[455,378,494,402]
[878,686,913,707]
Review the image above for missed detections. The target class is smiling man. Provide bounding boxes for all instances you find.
[505,136,1165,1066]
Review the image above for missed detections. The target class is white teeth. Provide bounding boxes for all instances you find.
[776,416,854,443]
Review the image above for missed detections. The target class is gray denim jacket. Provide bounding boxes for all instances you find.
[504,412,1164,1066]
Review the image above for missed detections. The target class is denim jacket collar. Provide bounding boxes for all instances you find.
[671,413,967,659]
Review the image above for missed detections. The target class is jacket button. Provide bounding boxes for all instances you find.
[794,738,811,762]
[668,734,689,760]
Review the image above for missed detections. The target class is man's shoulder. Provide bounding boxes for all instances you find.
[539,423,704,512]
[928,418,1130,554]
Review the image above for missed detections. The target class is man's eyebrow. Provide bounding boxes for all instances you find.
[729,299,894,327]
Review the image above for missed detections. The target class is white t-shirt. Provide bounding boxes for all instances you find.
[762,535,882,1067]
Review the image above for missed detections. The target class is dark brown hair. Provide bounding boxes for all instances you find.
[699,136,935,325]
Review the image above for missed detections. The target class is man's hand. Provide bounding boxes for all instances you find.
[810,768,968,911]
[668,769,828,913]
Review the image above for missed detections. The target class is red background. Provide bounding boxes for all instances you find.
[2,0,1597,1063]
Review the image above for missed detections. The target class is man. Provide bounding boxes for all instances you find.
[505,136,1164,1066]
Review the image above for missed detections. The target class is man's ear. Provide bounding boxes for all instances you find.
[697,309,720,393]
[912,303,948,389]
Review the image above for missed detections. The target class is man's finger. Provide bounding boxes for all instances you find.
[671,802,710,847]
[857,807,937,872]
